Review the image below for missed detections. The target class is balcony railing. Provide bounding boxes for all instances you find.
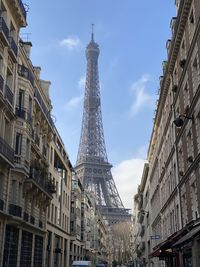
[9,37,18,58]
[0,74,4,93]
[0,17,9,44]
[34,88,54,128]
[9,204,22,217]
[5,84,13,106]
[29,166,56,196]
[18,64,34,87]
[0,135,14,163]
[15,106,26,119]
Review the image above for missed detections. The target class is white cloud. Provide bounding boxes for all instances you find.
[112,157,147,211]
[129,74,156,116]
[78,76,86,90]
[64,75,85,110]
[60,36,81,50]
[65,95,83,109]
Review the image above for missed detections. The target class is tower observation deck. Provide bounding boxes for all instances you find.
[75,29,131,224]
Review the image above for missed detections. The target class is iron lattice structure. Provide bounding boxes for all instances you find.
[75,32,130,224]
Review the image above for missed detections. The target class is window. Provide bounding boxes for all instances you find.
[18,90,24,109]
[15,133,22,155]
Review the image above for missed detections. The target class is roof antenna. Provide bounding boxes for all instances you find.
[91,23,94,41]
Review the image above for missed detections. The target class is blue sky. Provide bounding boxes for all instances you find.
[21,1,176,209]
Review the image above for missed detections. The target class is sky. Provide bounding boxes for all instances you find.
[21,1,176,210]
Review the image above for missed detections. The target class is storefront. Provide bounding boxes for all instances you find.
[149,221,200,267]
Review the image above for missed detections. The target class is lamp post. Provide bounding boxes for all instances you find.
[173,114,193,127]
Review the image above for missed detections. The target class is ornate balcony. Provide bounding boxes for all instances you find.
[5,84,13,106]
[8,37,18,62]
[0,17,9,46]
[28,166,56,197]
[0,135,14,165]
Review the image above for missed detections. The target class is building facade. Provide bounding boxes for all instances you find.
[133,0,200,267]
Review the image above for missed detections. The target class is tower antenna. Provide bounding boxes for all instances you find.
[91,23,94,41]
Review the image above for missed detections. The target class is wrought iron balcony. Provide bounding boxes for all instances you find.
[0,74,4,94]
[0,17,9,45]
[8,37,18,61]
[0,135,14,164]
[5,84,13,106]
[18,64,34,87]
[15,106,26,119]
[9,204,22,217]
[29,166,56,196]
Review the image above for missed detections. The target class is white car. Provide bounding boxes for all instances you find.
[72,261,92,267]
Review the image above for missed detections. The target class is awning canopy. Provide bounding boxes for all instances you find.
[173,224,200,247]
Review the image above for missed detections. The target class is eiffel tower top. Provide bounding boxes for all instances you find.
[76,28,108,165]
[86,24,99,55]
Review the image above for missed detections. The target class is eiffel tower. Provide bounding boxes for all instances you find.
[75,28,131,224]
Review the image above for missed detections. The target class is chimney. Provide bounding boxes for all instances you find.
[21,41,32,58]
[40,80,51,99]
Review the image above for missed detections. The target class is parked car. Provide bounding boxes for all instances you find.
[72,261,92,267]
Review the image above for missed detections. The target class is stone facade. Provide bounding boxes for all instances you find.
[133,0,200,267]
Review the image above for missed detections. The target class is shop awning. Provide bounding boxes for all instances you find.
[173,224,200,247]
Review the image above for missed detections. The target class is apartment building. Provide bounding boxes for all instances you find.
[46,127,73,267]
[70,176,109,265]
[135,0,200,267]
[70,176,85,264]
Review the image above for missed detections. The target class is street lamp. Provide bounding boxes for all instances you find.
[173,114,193,127]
